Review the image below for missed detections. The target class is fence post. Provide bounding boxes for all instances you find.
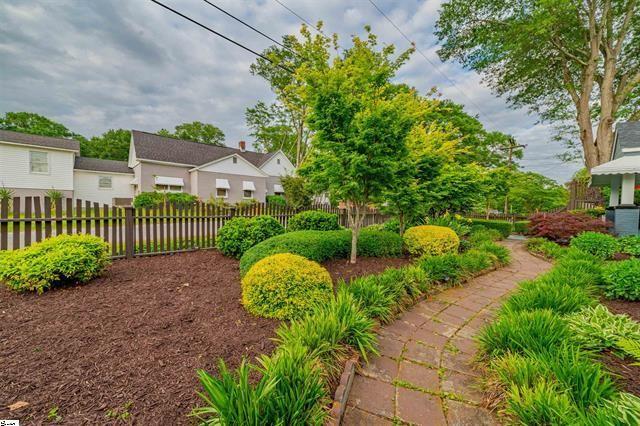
[228,206,236,218]
[124,206,135,259]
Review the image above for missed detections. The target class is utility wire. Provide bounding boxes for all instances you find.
[366,0,501,130]
[150,0,294,73]
[272,0,336,45]
[202,0,296,56]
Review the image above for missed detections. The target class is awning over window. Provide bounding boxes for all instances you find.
[273,184,284,193]
[130,177,139,185]
[216,178,231,189]
[155,176,184,186]
[243,181,256,191]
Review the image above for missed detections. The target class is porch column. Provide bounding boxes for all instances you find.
[609,175,621,207]
[620,173,636,205]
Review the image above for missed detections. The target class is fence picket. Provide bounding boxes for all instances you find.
[12,197,20,250]
[24,197,32,247]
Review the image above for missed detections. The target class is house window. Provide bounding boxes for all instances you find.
[277,158,281,164]
[98,176,113,189]
[232,157,238,164]
[156,184,183,192]
[29,151,49,174]
[216,188,228,198]
[243,190,253,199]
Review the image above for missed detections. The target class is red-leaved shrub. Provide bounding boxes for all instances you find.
[527,212,612,244]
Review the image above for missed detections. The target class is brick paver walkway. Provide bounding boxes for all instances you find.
[343,240,551,425]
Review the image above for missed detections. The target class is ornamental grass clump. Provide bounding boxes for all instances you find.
[458,249,497,276]
[501,279,596,315]
[570,231,619,259]
[241,253,333,320]
[601,258,640,301]
[403,225,459,257]
[0,234,111,293]
[418,253,463,285]
[473,241,511,265]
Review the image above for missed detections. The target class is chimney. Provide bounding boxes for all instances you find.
[238,140,246,152]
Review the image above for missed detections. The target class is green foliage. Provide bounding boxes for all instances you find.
[425,213,472,237]
[505,172,568,214]
[619,236,640,257]
[0,234,111,293]
[418,253,463,285]
[158,121,225,146]
[0,186,14,204]
[506,380,575,424]
[458,249,497,276]
[467,227,502,246]
[288,210,340,231]
[265,195,286,207]
[0,111,79,139]
[570,232,619,260]
[467,219,512,238]
[566,305,640,353]
[217,216,284,259]
[403,225,460,257]
[82,129,131,160]
[501,279,596,315]
[601,259,640,301]
[425,163,488,215]
[547,258,603,288]
[525,237,566,259]
[478,309,569,357]
[473,241,511,265]
[280,175,312,209]
[132,191,198,209]
[617,339,640,365]
[513,220,530,234]
[239,230,402,276]
[245,101,299,165]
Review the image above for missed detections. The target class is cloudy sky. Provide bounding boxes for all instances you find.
[0,0,582,182]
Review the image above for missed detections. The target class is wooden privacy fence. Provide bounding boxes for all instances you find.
[568,180,605,210]
[464,212,531,222]
[0,197,389,258]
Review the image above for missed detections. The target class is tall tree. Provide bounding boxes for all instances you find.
[250,24,334,167]
[436,0,639,169]
[0,111,79,139]
[158,121,225,146]
[301,29,415,263]
[506,171,569,213]
[245,101,297,159]
[82,129,131,161]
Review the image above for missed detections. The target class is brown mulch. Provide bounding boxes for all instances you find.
[323,256,413,283]
[602,298,640,322]
[0,250,411,424]
[600,350,640,397]
[0,250,279,425]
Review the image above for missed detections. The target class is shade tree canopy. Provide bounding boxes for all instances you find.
[158,121,225,146]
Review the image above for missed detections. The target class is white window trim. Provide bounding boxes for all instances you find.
[155,184,183,193]
[98,175,113,190]
[216,188,229,198]
[243,189,254,199]
[29,150,50,175]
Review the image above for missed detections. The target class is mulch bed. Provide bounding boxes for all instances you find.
[0,250,408,424]
[600,350,640,397]
[323,256,413,283]
[602,298,640,322]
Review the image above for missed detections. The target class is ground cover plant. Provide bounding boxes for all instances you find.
[216,215,284,258]
[403,224,460,257]
[0,234,110,293]
[601,259,640,301]
[287,210,340,231]
[619,236,640,257]
[525,237,566,259]
[570,231,619,260]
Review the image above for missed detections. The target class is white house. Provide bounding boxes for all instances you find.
[0,129,295,207]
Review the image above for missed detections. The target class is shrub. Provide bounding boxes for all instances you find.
[133,191,162,208]
[458,249,497,276]
[527,212,611,244]
[546,259,603,288]
[418,253,463,285]
[241,253,333,320]
[501,280,596,315]
[566,305,640,352]
[346,275,397,323]
[467,227,502,246]
[525,237,566,259]
[239,230,401,276]
[133,191,198,208]
[425,214,472,237]
[601,259,640,301]
[403,225,460,257]
[477,309,569,356]
[467,219,512,238]
[0,234,111,293]
[287,210,340,232]
[474,241,511,265]
[570,232,619,259]
[514,220,530,234]
[619,235,640,257]
[381,218,400,233]
[217,216,284,258]
[265,194,286,207]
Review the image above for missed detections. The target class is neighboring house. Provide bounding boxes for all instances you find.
[0,129,294,207]
[128,130,294,203]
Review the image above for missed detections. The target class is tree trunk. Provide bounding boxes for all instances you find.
[399,211,405,236]
[348,201,365,264]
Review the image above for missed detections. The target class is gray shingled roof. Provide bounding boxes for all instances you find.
[0,129,80,152]
[131,130,274,168]
[613,121,640,159]
[74,157,133,174]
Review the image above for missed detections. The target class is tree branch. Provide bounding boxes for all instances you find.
[551,37,589,66]
[614,0,637,56]
[615,70,640,106]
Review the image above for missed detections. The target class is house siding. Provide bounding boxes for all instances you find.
[137,161,192,193]
[0,142,75,191]
[265,176,284,195]
[73,170,135,204]
[194,170,267,203]
[260,152,295,176]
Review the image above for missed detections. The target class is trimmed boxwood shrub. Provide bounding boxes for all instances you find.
[241,253,333,320]
[403,225,460,257]
[217,215,284,258]
[570,232,619,259]
[0,234,111,293]
[239,229,402,276]
[513,220,530,234]
[287,211,340,231]
[601,259,640,301]
[468,219,512,238]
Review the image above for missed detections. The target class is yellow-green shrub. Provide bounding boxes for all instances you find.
[241,253,333,320]
[403,225,459,257]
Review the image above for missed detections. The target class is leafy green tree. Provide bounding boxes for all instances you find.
[250,24,334,166]
[81,129,131,161]
[0,111,79,139]
[280,175,312,209]
[436,0,639,169]
[158,121,225,146]
[506,171,568,214]
[425,163,488,215]
[301,28,415,263]
[245,101,297,160]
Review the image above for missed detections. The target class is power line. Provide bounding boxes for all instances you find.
[366,0,501,130]
[202,0,295,55]
[272,0,335,43]
[150,0,294,74]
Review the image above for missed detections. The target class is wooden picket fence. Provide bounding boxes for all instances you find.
[0,197,388,258]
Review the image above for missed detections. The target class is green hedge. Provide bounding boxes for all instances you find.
[468,219,513,238]
[217,215,284,258]
[513,220,530,234]
[287,210,340,231]
[239,229,402,276]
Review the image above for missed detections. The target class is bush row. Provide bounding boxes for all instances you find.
[194,225,509,423]
[467,219,513,238]
[478,249,640,424]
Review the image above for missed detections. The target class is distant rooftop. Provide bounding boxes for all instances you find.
[74,157,132,174]
[0,129,80,152]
